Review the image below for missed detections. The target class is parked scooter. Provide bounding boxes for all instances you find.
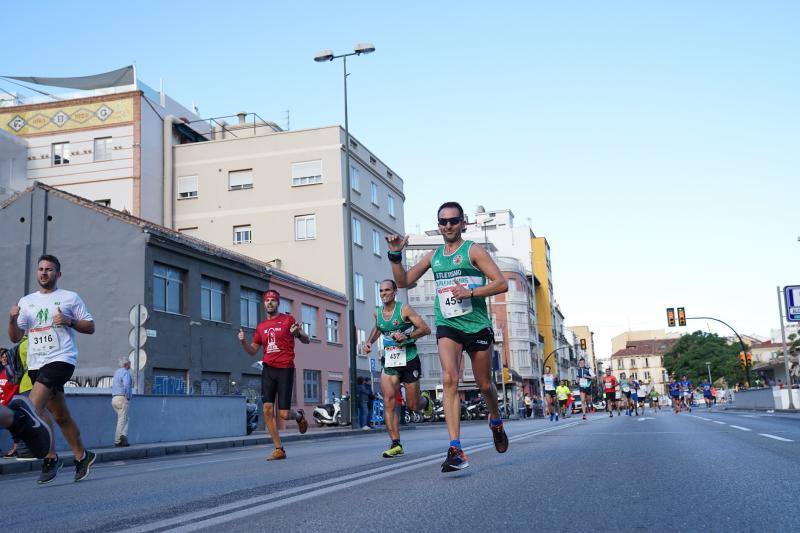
[465,397,489,420]
[313,395,346,427]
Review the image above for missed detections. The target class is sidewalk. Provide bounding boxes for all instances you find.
[722,406,800,418]
[0,424,412,476]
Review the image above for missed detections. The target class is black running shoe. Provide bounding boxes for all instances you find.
[491,422,508,453]
[38,455,63,484]
[8,397,52,459]
[74,450,96,482]
[440,446,469,473]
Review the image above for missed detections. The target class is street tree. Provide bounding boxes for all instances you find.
[663,331,747,388]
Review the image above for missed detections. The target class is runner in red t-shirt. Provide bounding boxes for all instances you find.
[602,368,618,418]
[238,290,310,461]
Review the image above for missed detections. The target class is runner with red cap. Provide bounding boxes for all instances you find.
[238,289,310,461]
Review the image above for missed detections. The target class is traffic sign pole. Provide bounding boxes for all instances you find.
[778,286,795,409]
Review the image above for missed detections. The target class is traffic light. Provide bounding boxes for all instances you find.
[502,367,511,383]
[746,352,752,367]
[677,307,686,327]
[739,351,747,369]
[667,308,676,327]
[580,338,587,350]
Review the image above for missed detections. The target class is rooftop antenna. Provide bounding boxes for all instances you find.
[285,109,290,131]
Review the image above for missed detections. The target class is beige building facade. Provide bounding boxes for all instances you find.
[610,338,678,395]
[611,329,681,355]
[170,125,406,377]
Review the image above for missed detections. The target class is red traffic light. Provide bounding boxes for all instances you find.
[667,308,676,327]
[677,307,686,327]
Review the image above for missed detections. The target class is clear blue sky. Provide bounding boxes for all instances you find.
[6,1,799,357]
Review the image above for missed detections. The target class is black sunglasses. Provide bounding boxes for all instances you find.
[437,216,463,227]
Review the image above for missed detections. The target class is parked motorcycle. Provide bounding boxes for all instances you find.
[313,395,346,427]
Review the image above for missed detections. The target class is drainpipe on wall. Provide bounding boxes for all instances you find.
[162,115,178,229]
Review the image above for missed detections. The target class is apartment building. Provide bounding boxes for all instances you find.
[0,66,209,217]
[567,325,597,375]
[610,338,679,395]
[170,125,406,378]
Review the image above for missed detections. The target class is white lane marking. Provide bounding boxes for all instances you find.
[636,417,654,421]
[741,415,757,419]
[698,417,712,421]
[713,421,726,425]
[759,433,794,442]
[121,422,580,533]
[729,425,751,432]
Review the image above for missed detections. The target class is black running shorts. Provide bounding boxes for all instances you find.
[28,362,75,393]
[580,387,592,396]
[436,325,494,354]
[382,355,422,384]
[545,390,557,397]
[261,365,295,410]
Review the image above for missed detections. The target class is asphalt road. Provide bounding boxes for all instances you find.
[2,408,798,532]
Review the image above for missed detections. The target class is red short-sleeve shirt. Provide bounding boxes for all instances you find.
[252,314,298,368]
[0,368,19,406]
[603,375,617,393]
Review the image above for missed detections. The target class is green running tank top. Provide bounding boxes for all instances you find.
[431,240,491,334]
[376,301,417,364]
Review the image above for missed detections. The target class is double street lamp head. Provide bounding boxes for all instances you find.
[313,43,376,62]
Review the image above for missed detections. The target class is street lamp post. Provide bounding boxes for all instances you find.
[315,43,375,427]
[705,362,712,384]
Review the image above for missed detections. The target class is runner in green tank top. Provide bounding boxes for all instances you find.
[386,201,510,473]
[363,280,430,458]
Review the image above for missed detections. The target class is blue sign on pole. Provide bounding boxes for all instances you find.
[492,350,500,372]
[369,357,377,372]
[785,285,800,322]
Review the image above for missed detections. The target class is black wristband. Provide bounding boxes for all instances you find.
[387,250,402,263]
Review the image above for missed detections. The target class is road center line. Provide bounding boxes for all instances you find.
[120,422,579,533]
[729,425,751,432]
[759,433,794,442]
[712,421,726,425]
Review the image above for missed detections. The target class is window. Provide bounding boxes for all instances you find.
[278,298,293,315]
[644,370,651,380]
[370,182,379,205]
[354,273,364,301]
[508,278,517,292]
[325,311,340,343]
[372,230,381,256]
[630,358,636,368]
[301,304,318,339]
[233,225,252,245]
[617,359,623,370]
[201,276,226,322]
[304,370,321,403]
[357,329,367,356]
[177,176,198,199]
[93,137,112,161]
[229,169,253,190]
[374,281,381,306]
[291,160,323,186]
[240,288,260,329]
[369,156,376,165]
[645,358,649,368]
[350,165,360,192]
[153,264,184,314]
[52,142,70,165]
[631,372,638,381]
[352,217,362,246]
[295,214,316,240]
[388,195,396,217]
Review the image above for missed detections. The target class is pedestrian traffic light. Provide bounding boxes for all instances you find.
[580,338,587,350]
[667,308,676,327]
[739,351,746,369]
[677,307,686,327]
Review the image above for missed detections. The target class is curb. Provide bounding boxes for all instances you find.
[0,425,416,476]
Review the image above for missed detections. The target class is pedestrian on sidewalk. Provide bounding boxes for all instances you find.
[111,358,132,447]
[2,338,34,459]
[357,377,371,430]
[365,377,375,427]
